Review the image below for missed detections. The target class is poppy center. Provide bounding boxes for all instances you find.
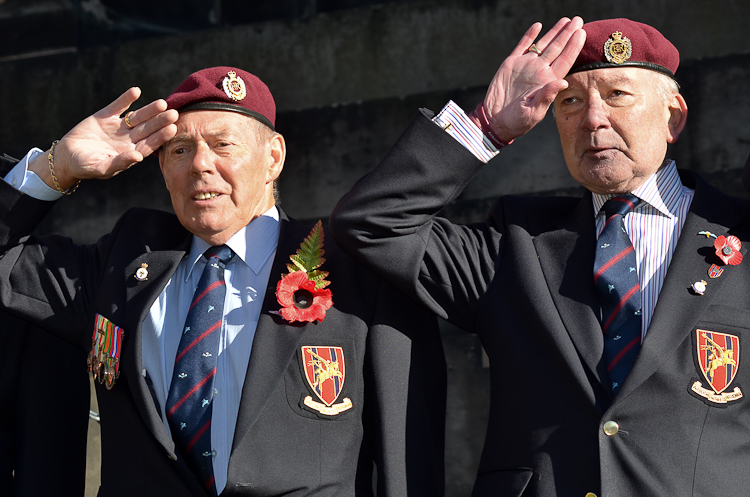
[723,246,733,255]
[293,289,314,309]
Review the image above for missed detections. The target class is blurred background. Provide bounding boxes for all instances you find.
[1,0,749,495]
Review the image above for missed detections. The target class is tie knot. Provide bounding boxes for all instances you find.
[204,245,233,264]
[603,194,640,218]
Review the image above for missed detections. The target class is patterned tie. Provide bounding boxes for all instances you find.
[166,245,233,496]
[594,194,642,396]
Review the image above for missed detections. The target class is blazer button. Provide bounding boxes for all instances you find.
[603,420,619,436]
[585,493,597,497]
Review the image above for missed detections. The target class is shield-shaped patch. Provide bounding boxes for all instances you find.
[301,346,346,407]
[696,329,740,394]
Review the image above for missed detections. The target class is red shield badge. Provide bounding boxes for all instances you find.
[302,346,346,407]
[691,329,743,405]
[708,264,724,279]
[696,330,740,394]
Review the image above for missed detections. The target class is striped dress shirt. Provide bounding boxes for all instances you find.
[593,161,694,338]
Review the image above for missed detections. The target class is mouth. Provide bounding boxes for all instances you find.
[193,192,222,200]
[584,146,619,157]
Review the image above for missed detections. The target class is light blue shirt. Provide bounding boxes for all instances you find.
[5,149,280,494]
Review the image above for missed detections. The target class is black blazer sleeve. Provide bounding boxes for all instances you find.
[330,111,505,331]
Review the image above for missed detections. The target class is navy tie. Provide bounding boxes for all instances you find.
[594,194,642,396]
[166,245,233,496]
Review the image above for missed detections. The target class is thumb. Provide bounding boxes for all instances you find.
[533,79,568,108]
[110,150,144,174]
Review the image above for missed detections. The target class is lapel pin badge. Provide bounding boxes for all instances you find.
[135,263,149,281]
[691,280,707,296]
[708,264,724,279]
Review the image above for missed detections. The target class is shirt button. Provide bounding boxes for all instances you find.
[11,179,17,186]
[211,449,217,458]
[603,420,619,436]
[213,388,219,397]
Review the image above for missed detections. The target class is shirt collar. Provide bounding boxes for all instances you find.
[591,160,684,218]
[184,205,281,282]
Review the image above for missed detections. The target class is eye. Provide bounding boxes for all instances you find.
[561,96,579,105]
[172,146,188,155]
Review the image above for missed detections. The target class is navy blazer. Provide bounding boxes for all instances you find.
[331,112,750,497]
[0,171,446,496]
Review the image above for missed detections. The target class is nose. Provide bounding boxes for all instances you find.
[190,143,215,175]
[580,95,610,132]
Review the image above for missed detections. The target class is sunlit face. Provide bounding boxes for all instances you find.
[159,110,285,245]
[554,67,686,194]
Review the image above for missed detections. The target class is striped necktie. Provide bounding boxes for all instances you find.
[594,194,642,396]
[166,245,233,496]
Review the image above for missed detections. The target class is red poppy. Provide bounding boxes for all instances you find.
[714,235,743,266]
[276,271,333,323]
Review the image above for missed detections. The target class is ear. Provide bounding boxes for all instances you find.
[266,133,286,183]
[667,93,688,144]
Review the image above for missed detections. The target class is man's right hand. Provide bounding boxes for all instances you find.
[29,87,178,192]
[474,16,586,144]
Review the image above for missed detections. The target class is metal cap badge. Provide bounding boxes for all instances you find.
[604,32,632,64]
[222,71,247,101]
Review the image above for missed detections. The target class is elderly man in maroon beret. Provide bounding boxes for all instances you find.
[331,17,750,496]
[0,67,446,496]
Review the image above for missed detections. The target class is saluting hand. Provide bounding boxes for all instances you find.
[477,16,586,143]
[29,87,178,191]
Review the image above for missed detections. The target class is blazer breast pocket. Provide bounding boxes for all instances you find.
[284,338,359,421]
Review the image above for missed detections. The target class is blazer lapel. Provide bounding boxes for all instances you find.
[120,232,191,455]
[533,193,610,397]
[231,211,312,452]
[618,172,743,399]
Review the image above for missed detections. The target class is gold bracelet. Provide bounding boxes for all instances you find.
[48,140,81,195]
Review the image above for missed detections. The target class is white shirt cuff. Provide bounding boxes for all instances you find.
[432,100,501,163]
[4,148,64,201]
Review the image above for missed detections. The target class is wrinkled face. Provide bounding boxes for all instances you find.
[159,110,284,245]
[554,67,686,194]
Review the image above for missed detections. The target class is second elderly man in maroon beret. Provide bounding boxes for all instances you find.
[331,17,750,497]
[0,67,446,495]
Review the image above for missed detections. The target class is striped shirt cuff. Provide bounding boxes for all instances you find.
[432,100,501,163]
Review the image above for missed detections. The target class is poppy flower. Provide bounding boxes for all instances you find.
[276,271,333,323]
[714,235,743,266]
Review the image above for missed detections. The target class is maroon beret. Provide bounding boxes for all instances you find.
[570,18,679,79]
[166,66,276,130]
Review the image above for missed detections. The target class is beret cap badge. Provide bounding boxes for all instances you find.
[604,32,632,65]
[222,71,247,101]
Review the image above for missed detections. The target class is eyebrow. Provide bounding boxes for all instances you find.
[164,128,234,148]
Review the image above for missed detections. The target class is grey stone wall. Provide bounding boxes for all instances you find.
[2,1,750,495]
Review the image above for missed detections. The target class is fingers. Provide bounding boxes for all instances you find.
[98,87,142,119]
[509,22,543,57]
[129,106,178,142]
[549,28,587,76]
[122,98,170,131]
[135,123,178,158]
[533,17,574,53]
[538,16,584,65]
